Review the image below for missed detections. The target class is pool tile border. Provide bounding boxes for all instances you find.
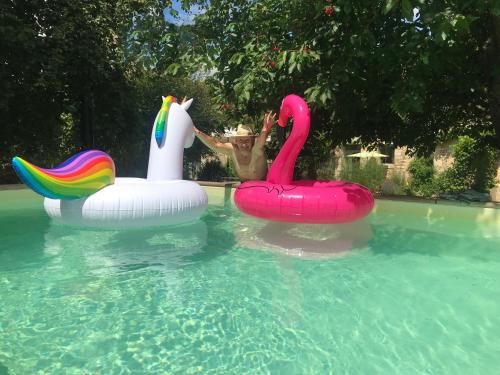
[2,182,498,209]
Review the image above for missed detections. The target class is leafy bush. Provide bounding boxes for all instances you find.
[197,158,227,181]
[316,157,337,180]
[293,155,319,180]
[407,157,438,197]
[437,136,498,193]
[389,172,409,195]
[339,158,387,193]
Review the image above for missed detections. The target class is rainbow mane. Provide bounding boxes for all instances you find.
[12,150,115,200]
[154,95,177,146]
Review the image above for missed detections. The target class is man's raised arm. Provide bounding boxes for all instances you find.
[194,127,233,156]
[255,112,276,149]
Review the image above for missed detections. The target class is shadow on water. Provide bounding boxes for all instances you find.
[233,214,373,260]
[0,198,239,277]
[0,362,9,375]
[40,205,238,275]
[369,223,500,262]
[0,208,50,270]
[106,206,238,265]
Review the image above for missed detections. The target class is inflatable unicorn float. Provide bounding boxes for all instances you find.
[12,96,208,228]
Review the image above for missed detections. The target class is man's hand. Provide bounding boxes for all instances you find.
[255,112,275,149]
[262,112,276,133]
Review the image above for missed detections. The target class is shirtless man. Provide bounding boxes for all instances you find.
[193,112,276,181]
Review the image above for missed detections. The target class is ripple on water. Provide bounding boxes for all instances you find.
[0,204,499,374]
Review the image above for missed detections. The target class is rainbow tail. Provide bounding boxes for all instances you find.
[12,150,115,200]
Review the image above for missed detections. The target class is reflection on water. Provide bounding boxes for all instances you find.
[43,220,210,275]
[234,217,373,259]
[0,208,50,271]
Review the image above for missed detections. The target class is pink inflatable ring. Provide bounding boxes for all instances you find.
[234,94,374,224]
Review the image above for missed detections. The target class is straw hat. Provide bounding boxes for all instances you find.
[223,124,257,139]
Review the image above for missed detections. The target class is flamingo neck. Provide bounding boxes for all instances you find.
[266,95,310,185]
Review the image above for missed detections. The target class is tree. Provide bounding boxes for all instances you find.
[167,0,499,164]
[0,0,217,182]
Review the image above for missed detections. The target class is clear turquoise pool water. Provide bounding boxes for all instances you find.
[0,190,499,374]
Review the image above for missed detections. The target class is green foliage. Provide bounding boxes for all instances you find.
[339,158,387,193]
[0,0,223,182]
[437,136,498,193]
[1,0,142,180]
[389,172,409,196]
[197,158,227,181]
[404,138,498,198]
[2,0,500,186]
[407,157,438,197]
[316,157,337,180]
[169,0,498,159]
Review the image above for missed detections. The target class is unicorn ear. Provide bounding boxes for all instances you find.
[180,98,193,111]
[162,96,165,100]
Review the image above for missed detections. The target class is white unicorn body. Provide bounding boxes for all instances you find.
[44,97,208,228]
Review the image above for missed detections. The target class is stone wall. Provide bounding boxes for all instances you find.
[333,147,345,177]
[433,140,455,173]
[332,142,500,202]
[431,140,500,202]
[385,146,412,182]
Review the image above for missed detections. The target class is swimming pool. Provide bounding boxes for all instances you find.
[1,188,499,374]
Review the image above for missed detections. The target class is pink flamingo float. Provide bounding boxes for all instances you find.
[234,94,374,224]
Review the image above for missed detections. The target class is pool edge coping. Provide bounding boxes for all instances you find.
[2,182,499,209]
